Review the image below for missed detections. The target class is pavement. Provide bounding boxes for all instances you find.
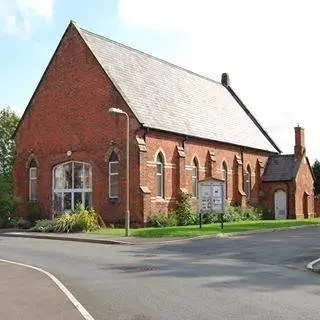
[0,223,320,246]
[0,260,85,320]
[1,226,320,320]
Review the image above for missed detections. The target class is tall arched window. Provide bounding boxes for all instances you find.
[222,161,228,199]
[191,158,199,198]
[156,152,164,198]
[29,158,37,201]
[109,152,119,198]
[244,164,252,200]
[53,161,92,212]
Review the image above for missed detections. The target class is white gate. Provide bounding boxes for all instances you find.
[274,189,287,220]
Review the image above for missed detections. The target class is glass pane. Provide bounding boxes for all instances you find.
[84,192,92,207]
[109,152,118,162]
[156,163,162,174]
[110,162,118,174]
[54,192,63,212]
[110,175,118,197]
[54,165,64,189]
[156,175,162,197]
[30,168,37,179]
[192,178,197,197]
[74,163,84,189]
[192,167,197,178]
[84,164,92,188]
[74,192,82,207]
[63,163,72,189]
[30,179,37,200]
[63,192,72,211]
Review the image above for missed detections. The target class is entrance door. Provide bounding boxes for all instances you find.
[274,190,287,220]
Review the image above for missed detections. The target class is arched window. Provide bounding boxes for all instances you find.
[222,161,228,199]
[156,152,164,198]
[29,158,37,201]
[53,161,92,212]
[191,158,199,198]
[244,164,252,200]
[109,152,119,198]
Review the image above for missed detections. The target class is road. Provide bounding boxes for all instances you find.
[1,227,320,320]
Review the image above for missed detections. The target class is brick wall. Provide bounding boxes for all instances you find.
[13,23,143,224]
[15,22,314,226]
[294,156,315,218]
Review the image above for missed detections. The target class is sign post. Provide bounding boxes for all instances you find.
[198,178,225,231]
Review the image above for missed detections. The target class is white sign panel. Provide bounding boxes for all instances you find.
[198,179,225,214]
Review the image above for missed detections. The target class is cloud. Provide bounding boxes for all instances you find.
[0,0,53,35]
[118,0,320,162]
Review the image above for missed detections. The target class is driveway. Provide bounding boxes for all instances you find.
[0,227,319,320]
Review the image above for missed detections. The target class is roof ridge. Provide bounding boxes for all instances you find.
[79,27,222,86]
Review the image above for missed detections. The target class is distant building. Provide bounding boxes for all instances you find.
[13,21,315,225]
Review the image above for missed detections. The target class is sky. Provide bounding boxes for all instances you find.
[0,0,319,162]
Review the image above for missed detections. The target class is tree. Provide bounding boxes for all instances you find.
[0,107,20,181]
[0,107,20,227]
[312,159,320,195]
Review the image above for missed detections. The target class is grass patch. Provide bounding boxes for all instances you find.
[93,218,320,238]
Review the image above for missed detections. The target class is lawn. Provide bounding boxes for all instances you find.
[93,218,320,238]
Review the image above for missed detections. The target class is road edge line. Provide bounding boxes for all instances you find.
[306,257,320,273]
[0,258,95,320]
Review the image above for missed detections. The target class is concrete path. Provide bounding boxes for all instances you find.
[0,260,86,320]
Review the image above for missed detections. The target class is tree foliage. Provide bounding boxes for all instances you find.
[0,107,20,226]
[0,107,20,180]
[312,159,320,195]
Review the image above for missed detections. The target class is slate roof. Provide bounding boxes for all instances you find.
[262,155,301,182]
[77,24,280,153]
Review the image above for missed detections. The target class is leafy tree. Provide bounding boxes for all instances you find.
[0,107,20,226]
[0,107,20,180]
[312,159,320,195]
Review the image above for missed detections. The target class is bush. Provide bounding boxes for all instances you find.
[173,191,198,226]
[222,205,263,222]
[30,219,57,232]
[0,178,20,228]
[17,218,31,229]
[54,204,99,233]
[26,203,45,225]
[147,211,178,227]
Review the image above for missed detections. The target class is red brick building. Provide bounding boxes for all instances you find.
[13,21,315,224]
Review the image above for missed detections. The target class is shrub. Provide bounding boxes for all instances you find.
[29,219,57,232]
[173,191,198,226]
[54,204,99,233]
[147,211,178,227]
[26,203,45,225]
[201,212,219,224]
[0,179,20,228]
[222,205,263,222]
[148,212,168,228]
[17,218,31,229]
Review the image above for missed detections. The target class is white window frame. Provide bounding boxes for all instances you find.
[244,166,251,200]
[52,161,92,212]
[191,160,198,198]
[156,155,164,198]
[29,167,37,201]
[109,160,119,198]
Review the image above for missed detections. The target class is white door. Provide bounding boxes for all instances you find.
[274,190,287,220]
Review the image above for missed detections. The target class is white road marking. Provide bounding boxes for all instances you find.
[0,258,95,320]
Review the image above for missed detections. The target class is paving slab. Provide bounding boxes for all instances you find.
[0,261,84,320]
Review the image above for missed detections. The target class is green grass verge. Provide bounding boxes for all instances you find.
[92,218,320,238]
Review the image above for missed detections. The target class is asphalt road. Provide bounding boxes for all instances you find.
[1,227,320,320]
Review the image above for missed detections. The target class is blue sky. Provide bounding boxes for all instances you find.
[1,0,319,162]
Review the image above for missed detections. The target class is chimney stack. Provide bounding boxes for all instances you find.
[294,126,305,157]
[221,73,230,87]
